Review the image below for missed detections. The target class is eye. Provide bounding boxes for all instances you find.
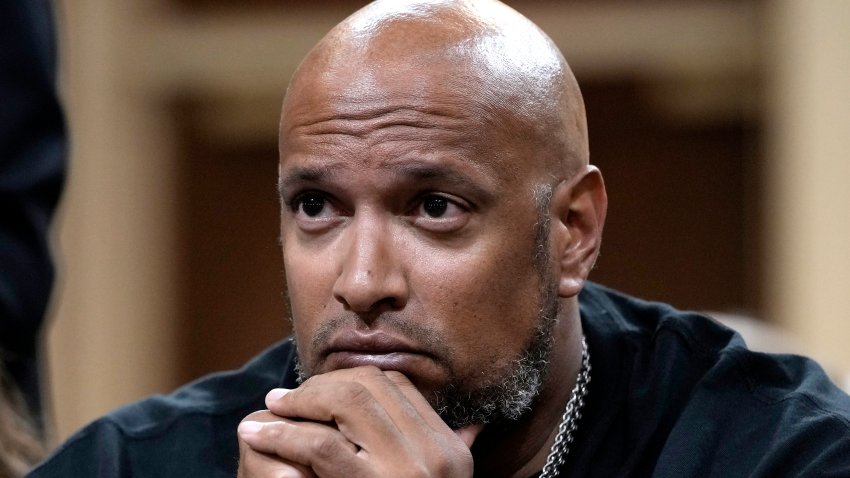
[291,192,329,217]
[289,192,344,232]
[412,194,470,232]
[300,194,326,217]
[422,196,449,218]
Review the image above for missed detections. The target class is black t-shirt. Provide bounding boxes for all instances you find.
[29,283,850,477]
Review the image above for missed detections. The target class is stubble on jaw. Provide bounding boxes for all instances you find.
[287,183,559,429]
[431,278,559,429]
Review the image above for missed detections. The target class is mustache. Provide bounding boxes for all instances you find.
[310,313,453,364]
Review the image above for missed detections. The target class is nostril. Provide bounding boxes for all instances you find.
[333,293,351,311]
[332,284,405,314]
[375,296,403,311]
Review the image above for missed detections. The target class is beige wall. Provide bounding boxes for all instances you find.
[49,0,353,441]
[48,0,181,441]
[763,1,850,383]
[46,0,850,443]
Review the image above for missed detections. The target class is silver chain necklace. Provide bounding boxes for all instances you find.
[538,335,591,478]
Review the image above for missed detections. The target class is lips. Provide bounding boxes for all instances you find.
[326,330,422,354]
[321,330,439,376]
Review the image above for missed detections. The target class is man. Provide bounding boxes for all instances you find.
[30,1,850,477]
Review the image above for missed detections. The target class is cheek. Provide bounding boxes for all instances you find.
[409,230,544,361]
[282,240,336,341]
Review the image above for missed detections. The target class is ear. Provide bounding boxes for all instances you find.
[551,166,608,298]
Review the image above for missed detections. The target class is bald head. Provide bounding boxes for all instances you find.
[278,0,607,438]
[281,0,588,178]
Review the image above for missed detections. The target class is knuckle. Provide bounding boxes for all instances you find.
[431,455,454,477]
[393,445,458,478]
[412,446,472,478]
[339,382,373,407]
[301,374,321,387]
[262,423,283,441]
[310,434,345,461]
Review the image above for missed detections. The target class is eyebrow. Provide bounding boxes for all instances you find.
[390,163,495,204]
[278,164,347,200]
[278,161,496,206]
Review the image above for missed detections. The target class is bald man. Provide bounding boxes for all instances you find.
[30,1,850,477]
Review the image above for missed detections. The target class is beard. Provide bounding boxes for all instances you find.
[430,279,559,428]
[290,184,559,429]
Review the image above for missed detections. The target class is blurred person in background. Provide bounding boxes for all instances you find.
[1,1,66,475]
[0,0,66,424]
[0,370,45,478]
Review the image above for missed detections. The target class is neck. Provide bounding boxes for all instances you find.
[470,306,584,478]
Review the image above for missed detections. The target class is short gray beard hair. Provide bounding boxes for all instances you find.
[432,280,559,428]
[291,184,559,429]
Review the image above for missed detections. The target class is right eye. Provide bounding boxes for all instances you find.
[298,193,326,217]
[290,192,343,231]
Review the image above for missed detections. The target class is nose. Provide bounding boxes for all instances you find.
[332,216,408,314]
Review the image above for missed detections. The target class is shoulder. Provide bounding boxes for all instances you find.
[579,283,850,476]
[579,282,741,348]
[106,337,296,437]
[661,346,850,476]
[579,282,748,385]
[28,339,296,477]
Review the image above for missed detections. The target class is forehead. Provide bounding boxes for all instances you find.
[283,44,494,129]
[280,53,531,182]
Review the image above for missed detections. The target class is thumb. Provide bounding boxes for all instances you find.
[454,423,485,448]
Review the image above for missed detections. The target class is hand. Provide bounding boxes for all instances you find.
[237,366,483,477]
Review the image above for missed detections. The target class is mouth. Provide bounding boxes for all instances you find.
[320,330,442,379]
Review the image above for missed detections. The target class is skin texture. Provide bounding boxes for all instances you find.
[238,1,607,477]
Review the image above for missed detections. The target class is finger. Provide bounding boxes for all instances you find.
[285,368,469,446]
[238,419,362,476]
[243,409,279,423]
[238,449,316,478]
[454,423,485,449]
[238,417,318,478]
[364,370,484,457]
[259,369,476,477]
[380,370,455,433]
[267,367,476,467]
[381,371,484,447]
[266,369,426,449]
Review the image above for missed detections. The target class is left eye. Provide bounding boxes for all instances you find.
[422,196,449,218]
[410,194,469,232]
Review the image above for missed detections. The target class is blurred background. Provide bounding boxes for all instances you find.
[45,0,850,443]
